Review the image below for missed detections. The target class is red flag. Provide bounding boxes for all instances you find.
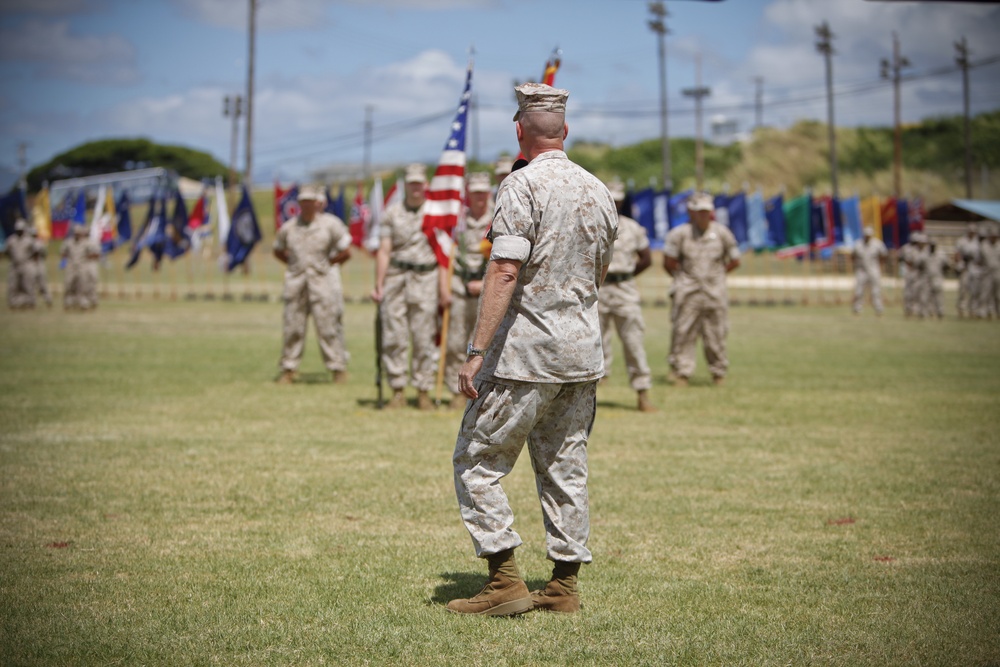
[349,183,369,248]
[881,197,899,248]
[188,193,207,229]
[541,47,561,86]
[422,60,472,267]
[274,181,285,230]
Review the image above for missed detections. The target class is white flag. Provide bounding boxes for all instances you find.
[216,176,230,245]
[89,184,106,244]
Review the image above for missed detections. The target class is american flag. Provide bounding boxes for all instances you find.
[422,59,473,268]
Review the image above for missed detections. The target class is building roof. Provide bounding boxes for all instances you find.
[952,199,1000,223]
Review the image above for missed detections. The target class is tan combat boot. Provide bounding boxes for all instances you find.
[386,389,406,409]
[636,389,657,413]
[446,548,533,616]
[449,392,466,410]
[674,376,688,388]
[713,376,725,387]
[530,560,581,613]
[331,370,348,384]
[417,390,434,411]
[276,370,296,385]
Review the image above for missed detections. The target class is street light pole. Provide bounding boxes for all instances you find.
[682,55,711,191]
[955,36,973,199]
[815,21,838,201]
[648,1,672,191]
[881,33,910,199]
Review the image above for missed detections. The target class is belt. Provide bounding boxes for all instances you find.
[604,272,634,284]
[390,258,438,273]
[455,266,485,282]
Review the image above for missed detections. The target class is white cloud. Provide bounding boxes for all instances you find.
[0,19,138,84]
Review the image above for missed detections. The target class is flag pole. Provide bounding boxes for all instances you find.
[434,243,458,406]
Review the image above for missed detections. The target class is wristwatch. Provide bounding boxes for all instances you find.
[467,343,487,357]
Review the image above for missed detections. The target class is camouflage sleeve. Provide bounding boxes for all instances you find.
[663,227,682,259]
[328,215,352,253]
[721,226,740,261]
[273,223,286,251]
[488,181,533,262]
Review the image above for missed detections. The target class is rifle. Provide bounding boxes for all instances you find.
[375,303,385,409]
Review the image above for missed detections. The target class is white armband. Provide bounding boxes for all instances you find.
[490,235,531,262]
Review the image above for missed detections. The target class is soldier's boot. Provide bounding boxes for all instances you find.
[530,560,581,613]
[276,370,297,385]
[636,389,657,413]
[713,376,725,387]
[449,392,466,410]
[446,548,533,616]
[673,376,688,388]
[386,389,406,409]
[331,370,348,384]
[417,390,434,411]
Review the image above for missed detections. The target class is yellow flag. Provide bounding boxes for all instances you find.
[32,187,52,241]
[861,195,882,241]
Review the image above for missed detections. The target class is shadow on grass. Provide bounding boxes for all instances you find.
[430,571,548,606]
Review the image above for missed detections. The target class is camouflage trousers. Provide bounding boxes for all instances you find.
[902,270,919,316]
[599,283,652,390]
[852,271,883,314]
[958,267,981,317]
[280,285,347,372]
[444,292,479,395]
[669,292,729,380]
[380,269,438,391]
[453,379,596,562]
[7,264,35,308]
[64,266,98,310]
[915,278,944,318]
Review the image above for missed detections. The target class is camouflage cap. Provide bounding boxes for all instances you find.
[298,185,323,201]
[13,218,27,232]
[494,157,513,177]
[606,178,626,202]
[404,163,427,183]
[512,82,569,121]
[467,172,492,193]
[863,225,875,236]
[687,192,714,212]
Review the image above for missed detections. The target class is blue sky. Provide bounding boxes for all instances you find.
[0,0,998,187]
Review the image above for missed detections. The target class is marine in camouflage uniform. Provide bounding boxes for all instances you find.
[372,163,448,410]
[981,225,1000,319]
[663,193,740,386]
[443,172,493,407]
[851,225,887,315]
[273,186,352,384]
[29,228,53,307]
[955,224,982,319]
[905,233,931,318]
[448,83,618,617]
[919,239,949,319]
[599,179,655,412]
[61,224,100,310]
[5,219,35,309]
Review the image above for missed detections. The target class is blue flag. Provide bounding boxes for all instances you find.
[116,191,132,243]
[765,194,786,248]
[326,185,345,219]
[668,190,693,229]
[164,189,191,259]
[897,199,911,247]
[126,191,167,269]
[0,188,28,237]
[728,192,749,251]
[226,185,261,271]
[630,187,656,239]
[72,190,86,227]
[747,191,768,250]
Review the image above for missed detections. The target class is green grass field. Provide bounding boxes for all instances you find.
[2,273,999,665]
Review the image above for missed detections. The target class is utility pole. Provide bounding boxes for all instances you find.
[682,54,711,191]
[881,32,910,198]
[647,1,672,190]
[223,95,243,189]
[754,76,764,130]
[244,0,257,188]
[815,21,839,201]
[955,36,973,199]
[363,105,374,181]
